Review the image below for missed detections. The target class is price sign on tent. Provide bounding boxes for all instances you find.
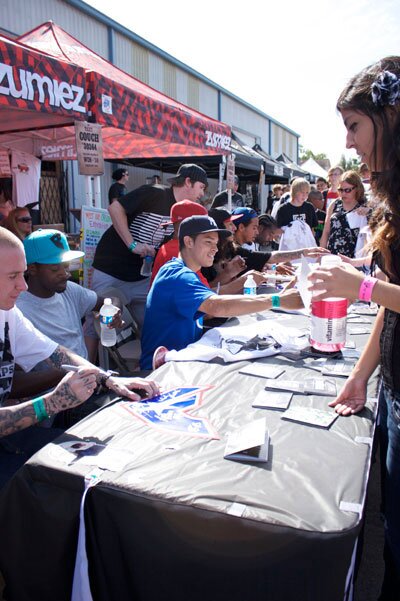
[75,121,104,176]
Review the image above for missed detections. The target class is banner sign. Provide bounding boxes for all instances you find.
[38,142,75,160]
[226,154,235,191]
[86,70,231,155]
[75,121,104,176]
[80,205,111,288]
[0,39,86,117]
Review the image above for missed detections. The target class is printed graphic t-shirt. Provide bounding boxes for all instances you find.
[276,201,318,230]
[0,307,57,406]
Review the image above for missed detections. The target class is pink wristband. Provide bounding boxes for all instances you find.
[358,276,378,302]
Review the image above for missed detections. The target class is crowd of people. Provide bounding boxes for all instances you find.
[0,54,399,598]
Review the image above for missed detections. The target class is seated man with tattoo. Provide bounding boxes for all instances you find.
[0,228,159,487]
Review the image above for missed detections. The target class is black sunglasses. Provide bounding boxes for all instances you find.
[16,217,32,223]
[338,186,356,193]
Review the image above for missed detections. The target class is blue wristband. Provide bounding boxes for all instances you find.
[129,241,138,252]
[32,397,50,422]
[271,295,281,308]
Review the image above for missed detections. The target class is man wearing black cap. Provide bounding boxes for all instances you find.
[108,168,129,204]
[210,175,244,210]
[140,215,303,369]
[92,164,208,329]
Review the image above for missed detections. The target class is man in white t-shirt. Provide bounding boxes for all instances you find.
[0,228,159,486]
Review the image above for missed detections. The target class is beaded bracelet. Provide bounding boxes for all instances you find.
[129,241,138,252]
[32,397,50,422]
[271,295,281,308]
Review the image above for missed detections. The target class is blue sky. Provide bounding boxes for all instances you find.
[88,0,399,164]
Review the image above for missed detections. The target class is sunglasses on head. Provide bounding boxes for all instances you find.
[17,217,32,223]
[338,186,356,193]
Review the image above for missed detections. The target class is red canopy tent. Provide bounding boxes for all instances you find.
[11,21,231,161]
[0,32,87,134]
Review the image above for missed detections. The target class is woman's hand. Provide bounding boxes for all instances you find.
[328,376,368,415]
[308,264,363,301]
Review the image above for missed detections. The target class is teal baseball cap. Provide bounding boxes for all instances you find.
[23,229,85,265]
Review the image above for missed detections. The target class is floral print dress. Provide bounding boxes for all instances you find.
[327,199,366,258]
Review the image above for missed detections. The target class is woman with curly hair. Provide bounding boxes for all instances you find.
[309,57,400,599]
[3,207,32,241]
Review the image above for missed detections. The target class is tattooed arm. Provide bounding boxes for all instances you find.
[44,345,93,370]
[269,247,330,263]
[43,345,161,401]
[9,347,92,401]
[0,368,98,438]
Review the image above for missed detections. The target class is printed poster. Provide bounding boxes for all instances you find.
[80,205,112,288]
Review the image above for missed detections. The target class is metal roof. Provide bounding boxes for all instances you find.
[64,0,300,139]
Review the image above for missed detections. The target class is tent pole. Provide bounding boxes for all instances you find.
[84,175,93,207]
[218,156,226,193]
[93,176,101,208]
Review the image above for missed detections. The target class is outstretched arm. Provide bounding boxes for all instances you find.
[44,345,160,402]
[328,308,383,415]
[269,247,329,263]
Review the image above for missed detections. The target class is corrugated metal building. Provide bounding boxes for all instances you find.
[0,0,300,226]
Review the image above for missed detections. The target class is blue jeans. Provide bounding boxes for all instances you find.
[379,385,400,597]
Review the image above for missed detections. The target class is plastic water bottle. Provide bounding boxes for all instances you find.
[267,263,277,286]
[140,256,153,277]
[310,255,347,353]
[99,298,118,347]
[243,274,257,295]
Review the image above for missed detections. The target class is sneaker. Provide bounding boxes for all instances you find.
[152,346,169,370]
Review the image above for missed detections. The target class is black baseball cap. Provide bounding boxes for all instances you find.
[178,215,231,242]
[167,164,208,186]
[208,208,241,229]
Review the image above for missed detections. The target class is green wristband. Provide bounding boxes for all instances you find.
[32,397,50,422]
[129,241,138,252]
[271,295,281,309]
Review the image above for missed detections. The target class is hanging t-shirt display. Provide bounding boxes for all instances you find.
[11,151,41,208]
